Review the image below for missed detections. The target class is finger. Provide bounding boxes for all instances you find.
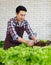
[34,40,37,44]
[37,40,39,42]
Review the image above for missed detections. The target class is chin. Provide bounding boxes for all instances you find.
[21,20,24,22]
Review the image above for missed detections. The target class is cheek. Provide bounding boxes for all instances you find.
[18,15,21,19]
[20,16,23,19]
[20,16,22,20]
[22,16,25,19]
[18,15,25,20]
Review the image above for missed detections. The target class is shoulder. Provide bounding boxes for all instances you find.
[8,17,15,24]
[7,17,16,27]
[8,17,14,21]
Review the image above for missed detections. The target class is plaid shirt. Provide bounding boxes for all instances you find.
[7,17,37,40]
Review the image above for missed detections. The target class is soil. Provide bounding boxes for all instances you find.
[34,40,51,47]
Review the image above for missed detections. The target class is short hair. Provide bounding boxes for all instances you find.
[16,5,27,13]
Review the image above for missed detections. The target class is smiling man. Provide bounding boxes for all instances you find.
[4,5,39,50]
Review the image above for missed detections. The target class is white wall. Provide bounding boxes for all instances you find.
[0,0,51,40]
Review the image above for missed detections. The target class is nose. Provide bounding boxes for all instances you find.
[22,15,25,19]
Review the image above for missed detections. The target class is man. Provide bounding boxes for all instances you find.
[4,5,39,50]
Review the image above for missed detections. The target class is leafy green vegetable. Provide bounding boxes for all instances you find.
[0,40,51,65]
[0,41,4,48]
[40,39,48,43]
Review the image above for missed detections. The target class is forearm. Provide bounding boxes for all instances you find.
[30,35,37,40]
[17,37,28,44]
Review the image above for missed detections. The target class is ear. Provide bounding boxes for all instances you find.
[16,13,17,15]
[16,13,18,16]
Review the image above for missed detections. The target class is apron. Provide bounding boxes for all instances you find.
[4,25,24,50]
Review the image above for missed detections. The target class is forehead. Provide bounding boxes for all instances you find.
[19,11,26,14]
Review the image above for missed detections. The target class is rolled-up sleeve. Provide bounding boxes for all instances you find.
[24,21,37,39]
[7,20,19,40]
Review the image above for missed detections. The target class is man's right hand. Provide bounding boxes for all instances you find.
[17,37,34,46]
[26,40,34,46]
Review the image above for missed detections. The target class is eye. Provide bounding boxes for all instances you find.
[20,14,24,16]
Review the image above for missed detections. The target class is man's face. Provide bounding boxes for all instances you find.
[16,11,26,22]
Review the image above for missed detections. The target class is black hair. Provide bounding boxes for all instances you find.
[16,5,27,13]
